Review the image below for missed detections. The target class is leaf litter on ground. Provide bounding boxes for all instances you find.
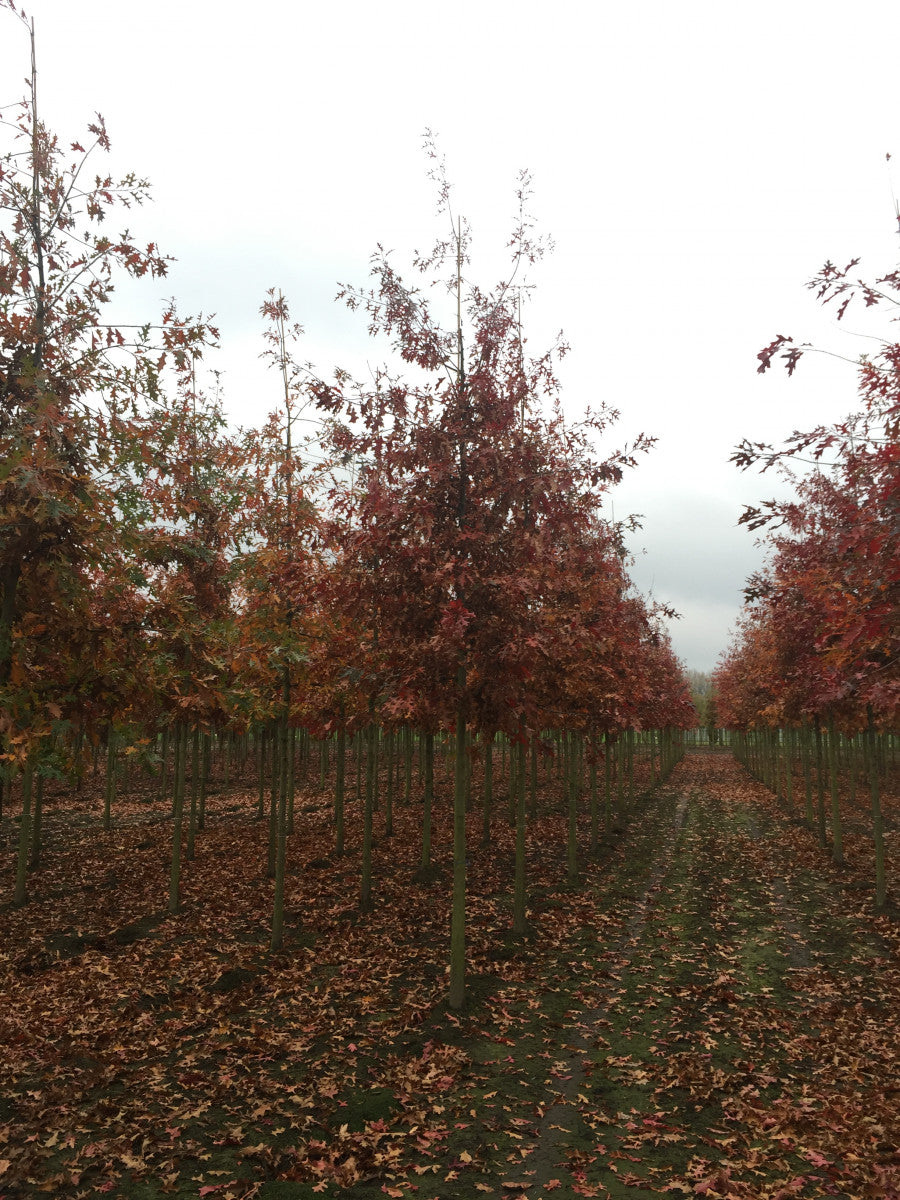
[0,750,898,1199]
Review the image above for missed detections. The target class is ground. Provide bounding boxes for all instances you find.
[1,749,898,1199]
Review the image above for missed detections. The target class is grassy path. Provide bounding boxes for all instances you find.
[2,751,898,1199]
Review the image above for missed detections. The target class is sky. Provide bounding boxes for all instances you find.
[3,0,900,671]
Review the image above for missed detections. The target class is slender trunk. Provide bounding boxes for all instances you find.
[867,710,886,910]
[589,742,598,850]
[508,738,518,827]
[103,728,117,831]
[158,725,170,804]
[29,773,43,870]
[186,725,200,860]
[420,731,434,869]
[626,729,635,805]
[199,731,211,831]
[384,728,394,837]
[360,717,376,912]
[448,672,468,1010]
[615,737,625,829]
[299,728,309,789]
[13,762,33,906]
[801,723,814,828]
[354,732,362,799]
[482,731,493,847]
[813,719,827,848]
[372,725,380,812]
[827,719,843,865]
[271,715,289,950]
[512,735,528,935]
[257,727,266,820]
[529,738,538,820]
[783,727,794,814]
[403,726,413,807]
[335,716,346,855]
[287,726,296,835]
[603,732,612,832]
[267,722,279,879]
[168,724,186,914]
[567,734,578,885]
[222,729,231,792]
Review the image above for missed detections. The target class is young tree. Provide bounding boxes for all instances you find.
[0,1,214,838]
[723,204,899,906]
[314,149,651,1006]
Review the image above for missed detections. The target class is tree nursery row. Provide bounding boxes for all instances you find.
[0,4,696,1005]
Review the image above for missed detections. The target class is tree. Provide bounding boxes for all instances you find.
[721,204,899,906]
[738,230,899,725]
[0,1,214,856]
[313,147,651,1006]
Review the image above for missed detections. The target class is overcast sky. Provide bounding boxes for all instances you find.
[4,0,900,671]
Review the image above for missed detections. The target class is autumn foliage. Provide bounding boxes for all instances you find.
[4,9,900,1200]
[0,5,692,953]
[719,245,899,732]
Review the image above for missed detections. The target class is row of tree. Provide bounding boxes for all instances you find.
[716,225,898,731]
[1,6,694,1003]
[713,223,899,906]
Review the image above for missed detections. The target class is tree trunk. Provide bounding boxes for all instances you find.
[403,726,413,806]
[615,736,625,829]
[420,731,434,869]
[29,773,43,870]
[626,729,635,806]
[287,726,296,835]
[826,719,844,865]
[13,761,33,906]
[384,728,394,837]
[589,741,598,850]
[257,726,266,820]
[783,727,795,814]
[334,716,346,855]
[508,738,518,827]
[567,733,578,885]
[604,731,612,832]
[512,735,528,935]
[158,725,170,804]
[813,719,827,848]
[448,674,468,1010]
[867,710,886,910]
[354,731,363,800]
[360,717,376,912]
[103,728,117,832]
[186,725,200,860]
[267,722,279,879]
[199,731,211,831]
[168,723,186,914]
[271,715,289,950]
[529,738,538,820]
[801,723,814,829]
[482,731,493,847]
